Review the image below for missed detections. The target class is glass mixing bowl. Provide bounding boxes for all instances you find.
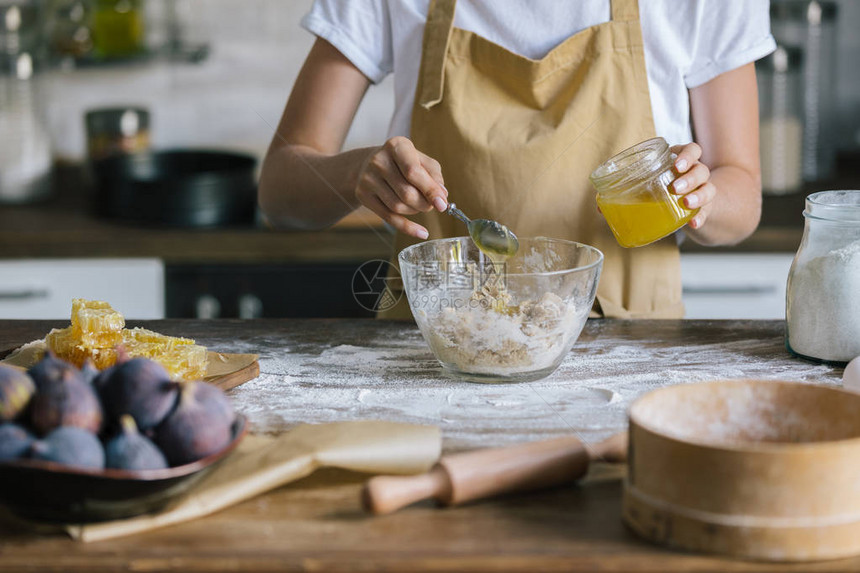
[399,237,603,383]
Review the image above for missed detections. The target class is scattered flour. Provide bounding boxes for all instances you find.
[221,322,841,452]
[788,239,860,362]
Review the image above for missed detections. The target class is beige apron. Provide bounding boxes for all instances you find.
[380,0,684,320]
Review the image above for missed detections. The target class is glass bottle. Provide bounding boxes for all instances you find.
[85,107,150,161]
[0,2,53,203]
[589,137,697,248]
[786,190,860,364]
[757,45,804,195]
[771,1,838,182]
[91,0,145,59]
[45,0,93,62]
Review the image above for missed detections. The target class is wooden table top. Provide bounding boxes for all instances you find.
[0,319,853,572]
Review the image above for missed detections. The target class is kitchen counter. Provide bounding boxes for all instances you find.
[0,318,852,572]
[0,188,395,265]
[0,167,830,264]
[0,189,805,261]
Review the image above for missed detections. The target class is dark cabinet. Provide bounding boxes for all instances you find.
[165,263,375,319]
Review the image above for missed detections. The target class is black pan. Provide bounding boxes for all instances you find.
[0,416,247,523]
[92,149,258,228]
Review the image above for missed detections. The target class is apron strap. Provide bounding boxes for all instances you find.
[417,0,457,109]
[611,0,640,22]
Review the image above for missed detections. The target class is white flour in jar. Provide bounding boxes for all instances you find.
[788,239,860,362]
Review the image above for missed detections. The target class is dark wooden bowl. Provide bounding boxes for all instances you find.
[0,415,247,523]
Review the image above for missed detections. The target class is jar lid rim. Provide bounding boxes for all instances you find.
[804,190,860,222]
[589,137,670,188]
[807,190,860,206]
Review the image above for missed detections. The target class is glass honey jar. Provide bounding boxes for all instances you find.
[589,137,698,248]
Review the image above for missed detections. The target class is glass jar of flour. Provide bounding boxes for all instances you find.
[786,190,860,364]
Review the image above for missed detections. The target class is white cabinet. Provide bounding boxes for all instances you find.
[0,259,164,319]
[681,253,796,319]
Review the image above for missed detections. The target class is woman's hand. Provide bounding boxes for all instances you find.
[356,136,449,239]
[260,39,450,235]
[670,142,714,230]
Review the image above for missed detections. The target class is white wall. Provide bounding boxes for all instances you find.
[43,0,394,163]
[41,0,860,163]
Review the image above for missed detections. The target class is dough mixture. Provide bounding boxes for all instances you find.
[415,278,585,376]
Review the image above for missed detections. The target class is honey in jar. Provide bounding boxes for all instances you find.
[589,137,698,248]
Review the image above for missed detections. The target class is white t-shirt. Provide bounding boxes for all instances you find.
[301,0,775,146]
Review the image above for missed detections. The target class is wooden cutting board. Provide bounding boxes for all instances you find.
[199,351,260,391]
[0,344,260,392]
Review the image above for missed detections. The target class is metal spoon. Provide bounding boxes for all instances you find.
[445,203,519,259]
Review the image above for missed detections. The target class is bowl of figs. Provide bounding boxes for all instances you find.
[0,352,247,523]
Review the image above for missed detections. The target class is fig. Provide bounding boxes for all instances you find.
[91,364,113,394]
[30,426,105,470]
[155,382,233,466]
[105,415,168,471]
[100,358,178,430]
[0,423,35,461]
[90,348,130,394]
[0,364,35,422]
[189,380,235,427]
[29,359,103,436]
[80,359,100,386]
[28,351,82,390]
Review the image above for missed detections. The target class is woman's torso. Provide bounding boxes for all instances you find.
[301,0,773,145]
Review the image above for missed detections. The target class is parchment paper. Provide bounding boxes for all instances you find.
[1,339,258,382]
[67,420,441,543]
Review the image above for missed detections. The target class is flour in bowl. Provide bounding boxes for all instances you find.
[415,281,587,376]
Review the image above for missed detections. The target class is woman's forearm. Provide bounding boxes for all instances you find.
[258,37,377,230]
[258,143,376,230]
[685,63,764,247]
[684,164,762,246]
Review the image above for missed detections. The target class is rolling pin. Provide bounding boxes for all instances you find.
[362,432,627,515]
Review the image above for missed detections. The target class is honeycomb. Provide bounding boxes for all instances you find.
[46,326,118,370]
[45,299,209,380]
[71,298,124,347]
[123,327,195,348]
[122,328,208,380]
